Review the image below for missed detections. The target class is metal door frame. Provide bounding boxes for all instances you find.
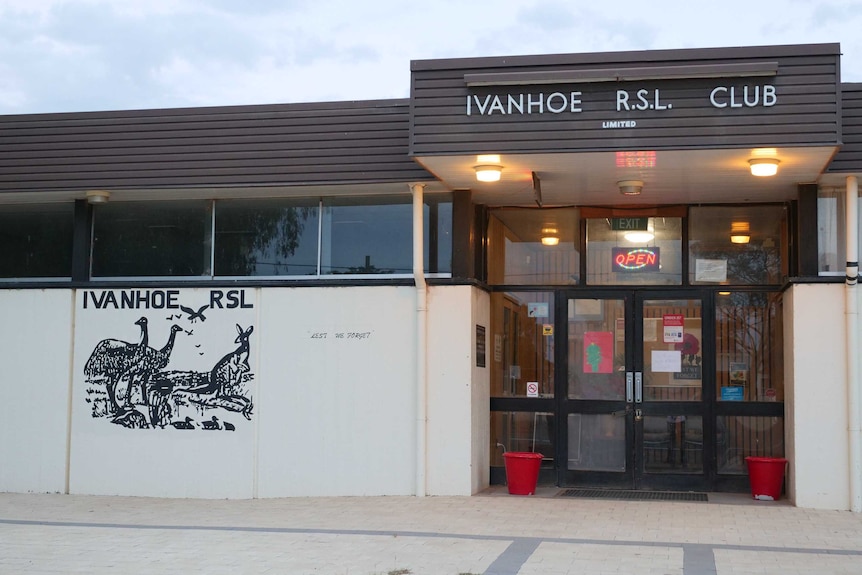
[555,289,715,491]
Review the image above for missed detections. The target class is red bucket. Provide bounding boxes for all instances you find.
[503,452,544,495]
[745,457,788,501]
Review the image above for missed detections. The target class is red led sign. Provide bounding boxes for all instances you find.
[612,247,660,272]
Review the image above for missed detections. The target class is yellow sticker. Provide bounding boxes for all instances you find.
[542,324,554,336]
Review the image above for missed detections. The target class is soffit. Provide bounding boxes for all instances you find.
[414,147,839,207]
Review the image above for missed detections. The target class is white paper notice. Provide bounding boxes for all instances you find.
[695,259,728,282]
[643,318,658,342]
[652,350,682,372]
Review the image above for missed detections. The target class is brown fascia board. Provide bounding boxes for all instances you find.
[411,42,841,72]
[0,98,412,124]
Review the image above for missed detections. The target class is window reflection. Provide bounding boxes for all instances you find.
[320,195,452,275]
[689,206,786,285]
[488,207,580,285]
[215,199,319,276]
[92,201,212,277]
[715,291,783,402]
[89,195,452,279]
[0,203,74,278]
[585,217,682,285]
[490,292,555,398]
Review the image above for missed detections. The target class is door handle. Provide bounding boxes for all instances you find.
[625,372,633,403]
[635,372,643,403]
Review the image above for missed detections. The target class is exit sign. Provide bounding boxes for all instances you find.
[611,217,649,231]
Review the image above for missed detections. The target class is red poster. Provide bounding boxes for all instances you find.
[583,331,613,374]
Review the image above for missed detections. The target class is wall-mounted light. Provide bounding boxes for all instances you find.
[86,190,111,204]
[618,180,644,196]
[749,158,780,177]
[541,227,559,246]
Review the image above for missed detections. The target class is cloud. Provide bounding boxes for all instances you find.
[2,0,862,113]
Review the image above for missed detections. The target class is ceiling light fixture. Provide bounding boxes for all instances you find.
[86,190,111,204]
[475,165,502,182]
[730,221,750,244]
[541,227,560,246]
[475,154,503,182]
[749,158,780,177]
[624,231,655,243]
[618,180,644,196]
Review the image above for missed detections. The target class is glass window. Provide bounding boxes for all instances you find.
[567,298,625,400]
[0,203,74,279]
[715,291,783,402]
[817,188,862,276]
[643,415,704,474]
[490,291,555,398]
[320,195,451,276]
[586,217,682,285]
[214,198,319,276]
[490,411,554,467]
[487,208,580,285]
[92,201,212,277]
[425,195,453,275]
[689,206,786,285]
[717,415,784,474]
[568,413,625,471]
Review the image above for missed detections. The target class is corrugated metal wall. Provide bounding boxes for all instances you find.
[827,83,862,173]
[0,99,433,194]
[410,44,841,156]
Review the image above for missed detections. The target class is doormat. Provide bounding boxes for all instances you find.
[558,489,708,502]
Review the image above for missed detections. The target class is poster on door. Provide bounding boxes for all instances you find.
[662,314,684,343]
[583,331,613,374]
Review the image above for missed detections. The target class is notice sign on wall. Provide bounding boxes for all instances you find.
[662,314,684,343]
[476,325,486,368]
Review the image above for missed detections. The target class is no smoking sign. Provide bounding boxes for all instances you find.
[527,381,539,397]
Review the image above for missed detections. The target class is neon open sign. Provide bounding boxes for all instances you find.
[612,247,660,272]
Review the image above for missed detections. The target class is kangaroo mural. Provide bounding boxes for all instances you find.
[83,310,254,430]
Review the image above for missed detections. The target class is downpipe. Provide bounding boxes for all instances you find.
[846,175,861,512]
[412,183,428,497]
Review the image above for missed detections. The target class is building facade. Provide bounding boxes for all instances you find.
[1,43,860,511]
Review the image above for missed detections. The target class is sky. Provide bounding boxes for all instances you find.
[1,0,862,115]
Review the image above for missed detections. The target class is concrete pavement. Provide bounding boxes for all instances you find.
[2,487,861,574]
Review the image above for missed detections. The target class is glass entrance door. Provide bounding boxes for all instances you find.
[562,291,709,490]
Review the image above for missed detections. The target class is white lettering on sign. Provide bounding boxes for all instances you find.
[466,92,583,116]
[616,89,671,111]
[465,84,779,117]
[710,85,776,108]
[602,120,637,129]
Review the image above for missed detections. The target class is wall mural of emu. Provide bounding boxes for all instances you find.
[83,315,254,430]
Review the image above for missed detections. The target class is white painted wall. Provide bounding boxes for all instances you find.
[256,286,416,497]
[471,287,491,493]
[1,285,485,498]
[7,283,853,507]
[785,283,850,510]
[426,286,490,495]
[0,289,72,493]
